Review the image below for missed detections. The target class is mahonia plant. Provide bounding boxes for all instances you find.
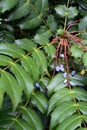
[0,0,87,130]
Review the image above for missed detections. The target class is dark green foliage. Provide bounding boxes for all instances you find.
[0,0,87,130]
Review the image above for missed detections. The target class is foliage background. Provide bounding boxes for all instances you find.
[0,0,87,130]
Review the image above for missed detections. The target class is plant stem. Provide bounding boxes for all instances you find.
[64,0,70,31]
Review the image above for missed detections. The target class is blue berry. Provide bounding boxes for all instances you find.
[71,71,76,76]
[34,82,40,88]
[60,54,64,58]
[63,72,67,78]
[59,64,65,72]
[69,81,75,86]
[56,66,60,72]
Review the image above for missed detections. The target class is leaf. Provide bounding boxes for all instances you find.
[56,114,82,130]
[48,87,87,115]
[21,107,43,130]
[19,14,42,30]
[73,87,87,101]
[78,16,87,31]
[70,44,83,58]
[55,5,67,17]
[48,88,73,114]
[10,63,34,99]
[47,74,65,95]
[47,15,57,32]
[33,0,49,13]
[21,56,40,82]
[44,43,56,58]
[82,52,87,66]
[13,118,31,130]
[15,38,36,52]
[34,34,49,45]
[8,0,30,20]
[0,55,13,66]
[0,70,22,109]
[50,101,77,130]
[31,91,48,113]
[0,0,18,13]
[70,74,87,86]
[32,49,47,73]
[55,5,78,18]
[68,7,78,19]
[0,44,25,58]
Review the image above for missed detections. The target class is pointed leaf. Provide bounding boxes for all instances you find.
[0,70,22,109]
[73,87,87,101]
[47,74,65,95]
[44,43,56,58]
[8,0,30,20]
[21,107,43,130]
[70,44,83,58]
[10,63,34,99]
[56,114,82,130]
[48,88,73,114]
[32,49,47,73]
[31,91,48,113]
[0,44,25,58]
[34,34,49,45]
[50,101,77,130]
[0,0,18,13]
[15,38,36,52]
[55,5,67,17]
[19,15,42,30]
[78,16,87,31]
[68,7,78,19]
[0,55,13,66]
[70,74,87,86]
[21,56,40,82]
[47,15,57,32]
[13,118,31,130]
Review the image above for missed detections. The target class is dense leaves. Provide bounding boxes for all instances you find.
[0,0,87,130]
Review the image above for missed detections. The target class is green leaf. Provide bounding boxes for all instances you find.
[21,107,43,130]
[8,0,30,20]
[73,87,87,101]
[34,34,49,45]
[47,74,65,95]
[78,102,87,114]
[0,70,22,109]
[10,63,34,99]
[50,101,77,130]
[0,55,13,66]
[68,7,78,19]
[15,38,36,52]
[55,5,67,17]
[70,44,83,58]
[78,16,87,31]
[0,0,18,13]
[48,88,73,114]
[21,56,40,82]
[0,44,25,58]
[31,91,48,113]
[70,74,87,86]
[47,15,57,32]
[32,49,47,73]
[13,118,31,130]
[56,114,82,130]
[19,14,42,30]
[55,5,78,18]
[33,0,49,13]
[82,52,87,66]
[44,43,56,58]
